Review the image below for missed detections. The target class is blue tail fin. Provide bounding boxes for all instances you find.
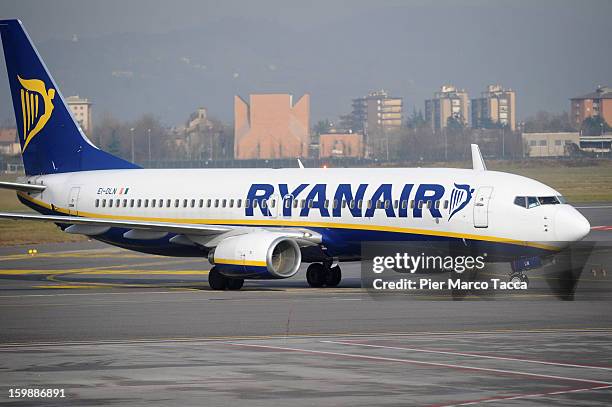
[0,19,139,175]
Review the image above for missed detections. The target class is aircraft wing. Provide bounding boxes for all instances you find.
[0,212,320,245]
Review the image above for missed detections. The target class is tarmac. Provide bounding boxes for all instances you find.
[0,203,610,405]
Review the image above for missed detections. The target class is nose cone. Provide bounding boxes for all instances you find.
[554,206,590,242]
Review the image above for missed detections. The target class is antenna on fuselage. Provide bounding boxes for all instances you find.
[297,158,305,169]
[471,144,487,171]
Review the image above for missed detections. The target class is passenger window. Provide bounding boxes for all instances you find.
[401,200,407,209]
[174,199,179,208]
[426,201,432,209]
[109,199,113,208]
[183,199,187,208]
[214,199,219,208]
[300,200,306,209]
[229,199,234,208]
[137,199,142,208]
[190,199,195,208]
[410,200,415,209]
[308,199,313,208]
[324,199,329,209]
[393,200,399,209]
[95,199,99,208]
[293,200,298,208]
[115,199,120,207]
[166,199,171,208]
[342,200,347,209]
[349,200,355,210]
[245,199,250,208]
[102,199,106,208]
[237,199,242,208]
[385,200,390,209]
[158,199,163,208]
[144,199,149,208]
[418,201,423,209]
[357,200,363,209]
[199,199,203,208]
[130,199,134,208]
[367,200,372,209]
[333,199,338,209]
[435,201,440,209]
[443,200,448,209]
[253,200,258,208]
[222,199,227,208]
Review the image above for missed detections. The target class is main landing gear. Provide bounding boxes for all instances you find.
[306,263,342,288]
[208,267,244,291]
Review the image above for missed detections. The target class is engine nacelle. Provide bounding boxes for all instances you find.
[208,231,301,279]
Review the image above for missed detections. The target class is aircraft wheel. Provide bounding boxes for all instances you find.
[306,263,325,288]
[226,278,244,290]
[208,267,227,290]
[509,272,529,286]
[325,265,342,287]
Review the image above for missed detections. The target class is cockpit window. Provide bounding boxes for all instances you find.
[514,197,526,208]
[527,197,540,208]
[538,196,561,205]
[514,195,566,209]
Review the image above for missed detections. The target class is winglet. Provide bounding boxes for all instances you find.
[471,144,487,171]
[297,158,305,169]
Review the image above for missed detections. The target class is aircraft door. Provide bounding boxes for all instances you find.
[473,186,493,228]
[67,187,80,216]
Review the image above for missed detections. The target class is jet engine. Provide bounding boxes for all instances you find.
[208,231,301,279]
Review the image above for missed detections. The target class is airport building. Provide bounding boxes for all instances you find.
[425,85,469,130]
[350,90,403,136]
[522,132,579,157]
[471,84,516,131]
[66,95,92,135]
[234,93,310,159]
[0,128,19,155]
[319,132,364,158]
[570,85,612,127]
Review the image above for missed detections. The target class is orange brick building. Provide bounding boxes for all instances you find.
[234,94,310,159]
[319,133,363,158]
[570,86,612,127]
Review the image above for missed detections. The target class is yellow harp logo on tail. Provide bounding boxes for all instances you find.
[18,76,55,152]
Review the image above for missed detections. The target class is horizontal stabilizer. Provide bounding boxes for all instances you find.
[0,181,46,193]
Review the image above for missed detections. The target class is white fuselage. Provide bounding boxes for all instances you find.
[18,167,590,257]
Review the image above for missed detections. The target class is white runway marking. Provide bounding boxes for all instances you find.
[323,340,612,371]
[440,384,612,406]
[229,342,612,386]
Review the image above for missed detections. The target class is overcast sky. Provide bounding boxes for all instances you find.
[1,0,611,125]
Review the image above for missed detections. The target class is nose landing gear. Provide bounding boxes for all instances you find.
[306,263,342,288]
[508,272,529,286]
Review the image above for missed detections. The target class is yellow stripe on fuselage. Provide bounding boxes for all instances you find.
[16,191,559,251]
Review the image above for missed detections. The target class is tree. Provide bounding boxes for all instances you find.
[524,111,575,133]
[406,108,426,129]
[581,116,611,136]
[313,119,332,135]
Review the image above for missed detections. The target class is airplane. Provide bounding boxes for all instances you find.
[0,19,591,291]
